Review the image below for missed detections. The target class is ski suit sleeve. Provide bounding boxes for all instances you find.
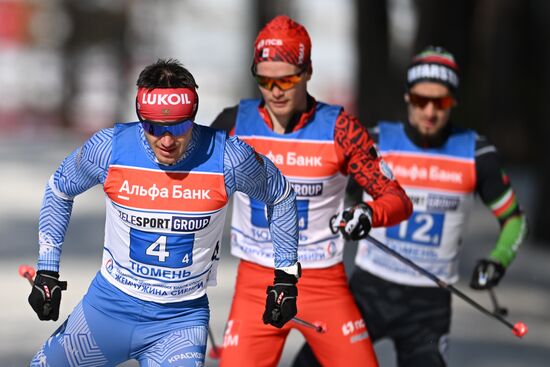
[223,136,298,267]
[475,136,528,267]
[334,112,413,227]
[37,129,113,272]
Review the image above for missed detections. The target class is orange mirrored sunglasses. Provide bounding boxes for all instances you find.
[408,93,454,110]
[253,69,306,91]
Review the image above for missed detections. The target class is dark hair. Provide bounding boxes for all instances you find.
[136,59,199,89]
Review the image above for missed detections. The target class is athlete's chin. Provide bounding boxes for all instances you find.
[418,124,442,136]
[268,101,291,114]
[157,158,176,165]
[155,151,179,165]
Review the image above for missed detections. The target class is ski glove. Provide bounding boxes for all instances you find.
[330,203,373,240]
[470,259,506,290]
[263,264,300,328]
[28,270,67,321]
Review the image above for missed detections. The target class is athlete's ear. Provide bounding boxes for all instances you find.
[305,65,313,82]
[404,93,410,103]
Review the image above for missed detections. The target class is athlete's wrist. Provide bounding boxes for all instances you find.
[276,262,302,280]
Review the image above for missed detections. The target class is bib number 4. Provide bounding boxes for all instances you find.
[146,237,191,264]
[130,228,195,268]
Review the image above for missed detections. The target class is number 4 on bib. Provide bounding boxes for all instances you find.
[130,229,195,268]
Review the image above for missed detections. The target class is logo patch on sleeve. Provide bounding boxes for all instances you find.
[379,159,395,180]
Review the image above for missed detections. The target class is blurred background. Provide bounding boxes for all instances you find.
[1,0,549,366]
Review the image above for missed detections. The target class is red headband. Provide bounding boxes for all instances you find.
[136,87,198,122]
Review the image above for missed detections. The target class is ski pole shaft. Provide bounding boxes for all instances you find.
[207,325,223,359]
[292,317,327,333]
[489,288,508,316]
[365,235,527,338]
[208,325,220,353]
[18,264,36,287]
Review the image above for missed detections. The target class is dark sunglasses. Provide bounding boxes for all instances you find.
[141,120,193,137]
[408,93,454,110]
[252,67,306,91]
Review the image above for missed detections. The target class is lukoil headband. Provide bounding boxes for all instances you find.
[136,87,198,122]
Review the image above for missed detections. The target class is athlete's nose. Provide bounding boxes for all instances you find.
[423,101,437,116]
[159,133,176,146]
[271,84,285,97]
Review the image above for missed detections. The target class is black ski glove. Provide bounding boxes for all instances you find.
[330,203,373,240]
[262,265,300,328]
[470,259,506,290]
[28,270,67,321]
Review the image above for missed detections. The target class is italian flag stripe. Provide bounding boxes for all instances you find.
[491,189,517,218]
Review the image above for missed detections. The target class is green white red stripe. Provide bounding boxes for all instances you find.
[490,188,517,219]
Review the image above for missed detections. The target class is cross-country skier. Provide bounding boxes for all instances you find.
[28,58,300,367]
[210,15,412,367]
[293,46,528,367]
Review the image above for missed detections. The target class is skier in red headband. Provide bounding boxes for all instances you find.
[28,58,299,367]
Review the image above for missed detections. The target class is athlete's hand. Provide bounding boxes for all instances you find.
[330,203,373,240]
[263,269,298,328]
[470,259,506,290]
[28,270,67,321]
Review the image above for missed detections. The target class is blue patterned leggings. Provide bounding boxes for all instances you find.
[30,273,209,367]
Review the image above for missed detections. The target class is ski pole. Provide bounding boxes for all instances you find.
[206,316,327,361]
[207,325,223,359]
[19,264,67,317]
[365,235,528,338]
[18,264,36,286]
[489,288,509,317]
[292,317,327,333]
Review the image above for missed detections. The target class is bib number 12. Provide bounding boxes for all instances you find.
[386,212,444,246]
